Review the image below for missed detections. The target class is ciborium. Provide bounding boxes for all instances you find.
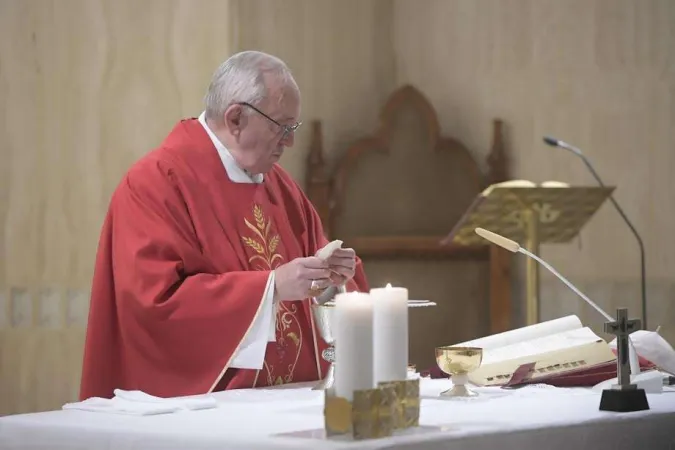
[435,346,483,397]
[311,302,336,391]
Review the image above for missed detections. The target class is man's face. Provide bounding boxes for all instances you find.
[229,81,301,175]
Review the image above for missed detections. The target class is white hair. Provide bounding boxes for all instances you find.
[203,51,297,122]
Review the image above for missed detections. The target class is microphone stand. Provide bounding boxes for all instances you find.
[543,137,648,330]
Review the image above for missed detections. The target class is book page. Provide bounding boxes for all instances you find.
[481,326,601,365]
[481,179,571,196]
[455,315,582,351]
[540,180,570,187]
[481,179,535,196]
[470,339,616,386]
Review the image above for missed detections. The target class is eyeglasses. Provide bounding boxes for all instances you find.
[236,102,302,139]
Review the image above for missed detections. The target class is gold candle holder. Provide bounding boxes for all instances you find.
[404,378,421,427]
[324,378,420,440]
[377,379,420,429]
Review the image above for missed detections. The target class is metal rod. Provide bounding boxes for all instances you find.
[520,248,613,322]
[524,209,540,325]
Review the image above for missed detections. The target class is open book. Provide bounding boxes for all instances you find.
[480,179,570,197]
[455,315,618,387]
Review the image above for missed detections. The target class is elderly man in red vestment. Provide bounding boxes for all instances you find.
[79,51,369,400]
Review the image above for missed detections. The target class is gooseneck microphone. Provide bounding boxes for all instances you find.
[475,228,613,321]
[542,136,647,330]
[475,227,641,376]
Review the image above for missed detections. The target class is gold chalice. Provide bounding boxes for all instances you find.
[310,303,336,391]
[435,346,483,397]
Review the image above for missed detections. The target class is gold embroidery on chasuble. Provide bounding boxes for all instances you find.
[241,204,303,386]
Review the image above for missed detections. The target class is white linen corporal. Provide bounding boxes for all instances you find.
[610,329,675,375]
[62,389,218,416]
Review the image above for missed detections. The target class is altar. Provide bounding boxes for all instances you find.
[1,378,674,450]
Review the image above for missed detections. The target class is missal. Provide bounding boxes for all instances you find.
[455,315,621,387]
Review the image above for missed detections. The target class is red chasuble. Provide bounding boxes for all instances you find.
[79,118,369,400]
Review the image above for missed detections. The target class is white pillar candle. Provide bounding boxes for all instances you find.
[334,292,374,401]
[371,283,409,383]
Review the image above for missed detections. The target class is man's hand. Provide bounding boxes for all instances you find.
[324,248,356,285]
[274,257,332,301]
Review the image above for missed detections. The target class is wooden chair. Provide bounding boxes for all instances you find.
[305,85,512,369]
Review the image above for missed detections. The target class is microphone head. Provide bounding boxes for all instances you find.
[543,136,584,156]
[475,228,521,253]
[543,136,559,147]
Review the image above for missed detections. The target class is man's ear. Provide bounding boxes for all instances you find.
[223,105,246,137]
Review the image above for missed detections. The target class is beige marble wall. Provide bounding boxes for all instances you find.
[232,0,397,185]
[1,0,673,415]
[0,0,237,414]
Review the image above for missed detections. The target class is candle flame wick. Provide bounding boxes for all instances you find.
[386,283,392,288]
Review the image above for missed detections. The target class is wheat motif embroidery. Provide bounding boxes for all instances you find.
[241,204,284,270]
[242,204,301,387]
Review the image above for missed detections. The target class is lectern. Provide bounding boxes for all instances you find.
[442,184,614,325]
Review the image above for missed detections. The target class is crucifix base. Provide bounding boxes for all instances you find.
[599,386,649,413]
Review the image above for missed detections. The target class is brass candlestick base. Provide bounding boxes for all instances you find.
[324,379,420,440]
[377,379,420,429]
[311,303,336,391]
[435,346,483,398]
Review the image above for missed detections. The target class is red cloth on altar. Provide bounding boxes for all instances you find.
[79,118,369,400]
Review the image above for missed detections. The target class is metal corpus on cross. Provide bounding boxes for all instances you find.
[604,307,641,390]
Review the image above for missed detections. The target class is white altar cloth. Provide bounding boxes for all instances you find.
[1,379,674,450]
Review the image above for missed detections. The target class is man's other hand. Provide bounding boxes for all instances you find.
[274,257,331,301]
[324,248,356,285]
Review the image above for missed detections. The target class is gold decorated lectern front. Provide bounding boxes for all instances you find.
[443,183,614,324]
